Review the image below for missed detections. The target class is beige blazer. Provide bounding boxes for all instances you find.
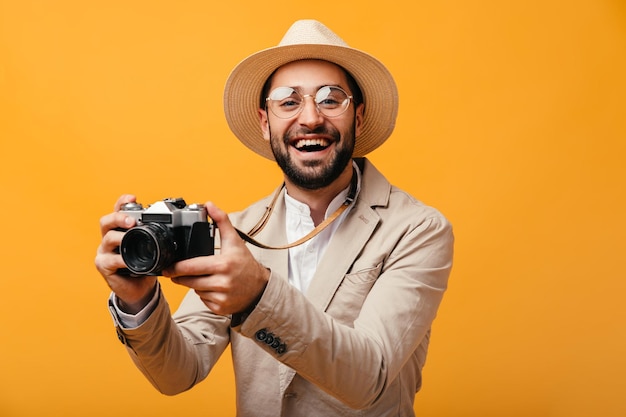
[118,158,454,417]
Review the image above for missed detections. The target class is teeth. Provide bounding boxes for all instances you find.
[294,139,329,149]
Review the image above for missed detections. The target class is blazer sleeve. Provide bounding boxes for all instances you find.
[118,289,231,395]
[233,210,454,409]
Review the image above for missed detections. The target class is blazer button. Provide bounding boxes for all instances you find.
[270,337,281,349]
[264,333,275,345]
[255,329,267,342]
[276,343,287,354]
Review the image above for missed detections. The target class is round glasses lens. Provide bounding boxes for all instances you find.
[268,87,302,118]
[315,86,350,116]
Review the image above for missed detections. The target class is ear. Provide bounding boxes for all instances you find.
[258,108,270,140]
[354,103,365,137]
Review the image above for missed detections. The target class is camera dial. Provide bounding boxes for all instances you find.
[121,202,143,211]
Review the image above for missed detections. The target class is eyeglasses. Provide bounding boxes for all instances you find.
[266,86,353,119]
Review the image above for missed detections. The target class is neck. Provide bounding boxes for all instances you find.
[284,162,354,226]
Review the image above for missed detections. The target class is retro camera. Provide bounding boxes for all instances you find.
[118,198,214,276]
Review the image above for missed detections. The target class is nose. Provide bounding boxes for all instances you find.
[296,95,324,127]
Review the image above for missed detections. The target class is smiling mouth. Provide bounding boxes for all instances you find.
[293,138,331,152]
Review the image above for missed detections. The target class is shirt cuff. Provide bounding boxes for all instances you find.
[107,282,161,329]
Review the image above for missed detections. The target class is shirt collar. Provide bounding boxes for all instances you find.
[284,160,362,220]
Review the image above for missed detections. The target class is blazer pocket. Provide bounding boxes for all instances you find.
[326,262,383,326]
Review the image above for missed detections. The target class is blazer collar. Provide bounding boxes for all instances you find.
[239,158,392,310]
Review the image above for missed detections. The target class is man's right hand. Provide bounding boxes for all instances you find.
[94,194,158,314]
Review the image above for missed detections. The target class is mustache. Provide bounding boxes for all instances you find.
[284,126,339,141]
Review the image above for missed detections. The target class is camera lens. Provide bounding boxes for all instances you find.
[120,223,176,275]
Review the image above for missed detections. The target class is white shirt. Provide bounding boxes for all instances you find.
[284,174,357,294]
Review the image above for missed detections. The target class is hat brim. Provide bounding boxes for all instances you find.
[224,44,398,161]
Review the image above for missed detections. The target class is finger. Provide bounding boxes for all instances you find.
[163,255,221,278]
[174,272,231,291]
[170,275,216,296]
[193,290,230,315]
[170,274,204,288]
[99,194,137,237]
[204,202,241,248]
[99,229,125,253]
[94,251,127,276]
[114,194,137,211]
[196,296,224,315]
[99,211,136,237]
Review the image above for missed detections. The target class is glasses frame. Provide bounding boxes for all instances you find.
[265,85,353,119]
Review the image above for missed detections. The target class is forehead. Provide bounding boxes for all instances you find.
[270,59,349,89]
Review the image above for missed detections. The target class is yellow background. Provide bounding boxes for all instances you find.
[1,1,624,416]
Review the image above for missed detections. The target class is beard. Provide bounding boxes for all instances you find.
[270,123,356,190]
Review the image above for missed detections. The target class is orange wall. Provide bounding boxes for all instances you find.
[1,1,625,416]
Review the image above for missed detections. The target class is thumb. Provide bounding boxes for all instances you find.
[204,202,240,248]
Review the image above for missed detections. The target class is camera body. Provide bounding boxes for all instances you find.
[118,198,214,276]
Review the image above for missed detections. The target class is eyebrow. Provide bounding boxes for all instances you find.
[278,84,346,94]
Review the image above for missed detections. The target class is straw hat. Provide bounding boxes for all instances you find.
[223,19,399,160]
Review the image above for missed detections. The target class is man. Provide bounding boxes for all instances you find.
[95,19,454,417]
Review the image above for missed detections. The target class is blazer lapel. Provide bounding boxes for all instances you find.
[305,199,380,311]
[305,158,389,311]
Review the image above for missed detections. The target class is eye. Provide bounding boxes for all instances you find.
[318,96,340,106]
[269,87,302,112]
[278,97,301,109]
[316,87,346,109]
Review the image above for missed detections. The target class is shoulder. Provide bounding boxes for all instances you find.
[359,158,452,230]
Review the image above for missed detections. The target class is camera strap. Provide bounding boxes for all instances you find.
[234,167,358,250]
